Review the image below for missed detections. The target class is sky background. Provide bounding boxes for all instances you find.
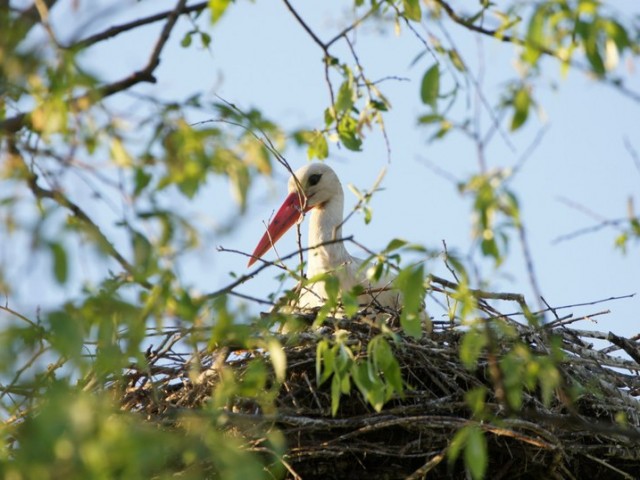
[5,0,640,338]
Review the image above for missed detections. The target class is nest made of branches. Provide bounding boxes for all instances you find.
[117,290,640,480]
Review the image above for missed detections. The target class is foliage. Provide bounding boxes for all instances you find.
[1,1,639,478]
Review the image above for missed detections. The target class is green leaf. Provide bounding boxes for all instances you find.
[481,237,500,262]
[615,232,628,253]
[337,116,362,151]
[420,64,440,109]
[585,34,605,76]
[524,7,546,65]
[48,310,84,358]
[448,426,469,465]
[133,168,152,197]
[267,338,287,383]
[331,373,342,416]
[394,265,425,338]
[448,49,466,72]
[341,290,360,317]
[132,231,153,275]
[370,337,404,395]
[465,426,488,480]
[111,137,133,167]
[384,238,407,253]
[181,31,193,48]
[465,387,487,419]
[510,86,531,131]
[49,242,68,284]
[430,120,452,140]
[403,0,422,22]
[369,99,388,111]
[200,31,212,48]
[308,130,329,160]
[418,113,443,124]
[501,352,524,410]
[324,107,336,127]
[336,80,355,114]
[209,0,231,24]
[460,327,487,370]
[316,339,334,385]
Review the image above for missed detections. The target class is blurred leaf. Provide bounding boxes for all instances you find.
[341,290,360,317]
[132,231,153,276]
[111,137,133,167]
[181,31,193,48]
[465,387,487,419]
[418,113,443,124]
[200,31,212,48]
[48,242,68,284]
[369,99,388,112]
[316,339,332,385]
[308,130,329,160]
[403,0,422,22]
[510,86,531,131]
[448,49,466,71]
[524,6,546,65]
[331,373,342,415]
[267,338,287,383]
[465,425,488,480]
[384,238,407,253]
[460,326,487,370]
[133,168,152,197]
[209,0,231,24]
[420,64,440,109]
[48,310,84,359]
[448,425,469,465]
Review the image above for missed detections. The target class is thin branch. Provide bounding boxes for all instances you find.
[434,0,640,103]
[0,303,39,329]
[516,223,544,312]
[9,143,149,288]
[281,0,326,51]
[552,218,629,244]
[333,166,387,239]
[207,236,355,300]
[582,453,636,480]
[325,7,377,49]
[623,136,640,177]
[69,1,208,50]
[0,0,189,135]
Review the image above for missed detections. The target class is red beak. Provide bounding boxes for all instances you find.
[248,191,307,266]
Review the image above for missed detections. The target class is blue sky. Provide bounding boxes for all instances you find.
[6,1,640,337]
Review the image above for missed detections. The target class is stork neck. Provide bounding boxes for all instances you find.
[307,194,351,274]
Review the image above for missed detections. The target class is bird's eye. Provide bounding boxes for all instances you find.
[308,173,322,187]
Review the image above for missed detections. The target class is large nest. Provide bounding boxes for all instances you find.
[118,283,640,479]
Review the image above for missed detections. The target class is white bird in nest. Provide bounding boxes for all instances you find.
[248,163,423,319]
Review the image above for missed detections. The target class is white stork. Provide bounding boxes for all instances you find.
[247,163,403,312]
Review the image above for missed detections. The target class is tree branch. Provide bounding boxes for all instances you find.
[9,142,149,288]
[434,0,640,103]
[0,0,190,135]
[69,1,208,50]
[207,236,355,300]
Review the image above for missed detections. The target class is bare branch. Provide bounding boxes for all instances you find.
[208,236,355,300]
[69,1,208,50]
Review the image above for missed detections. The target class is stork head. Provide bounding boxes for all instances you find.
[247,163,342,266]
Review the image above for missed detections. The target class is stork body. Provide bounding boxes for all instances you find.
[248,163,401,311]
